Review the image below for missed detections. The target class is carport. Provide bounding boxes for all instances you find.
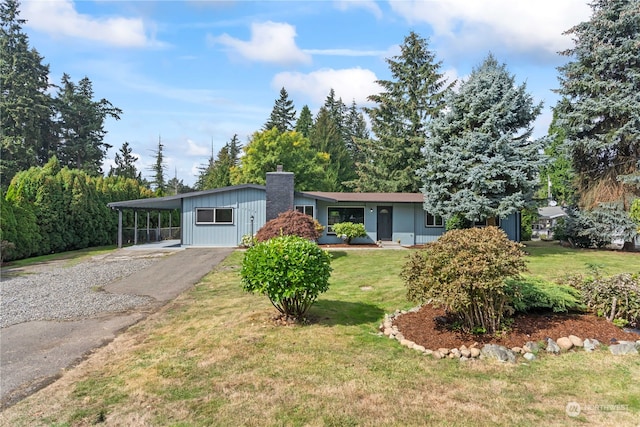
[108,194,184,248]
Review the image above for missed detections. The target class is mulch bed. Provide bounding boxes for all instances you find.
[393,304,640,350]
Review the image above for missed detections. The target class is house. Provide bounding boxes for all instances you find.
[107,167,522,247]
[533,205,567,240]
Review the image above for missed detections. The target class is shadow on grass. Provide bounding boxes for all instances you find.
[327,251,348,260]
[310,299,384,326]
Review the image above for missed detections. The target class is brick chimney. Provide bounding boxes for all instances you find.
[266,165,294,221]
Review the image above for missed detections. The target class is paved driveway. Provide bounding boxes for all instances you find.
[0,246,233,409]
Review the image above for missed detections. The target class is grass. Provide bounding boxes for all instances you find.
[1,241,640,426]
[1,245,116,270]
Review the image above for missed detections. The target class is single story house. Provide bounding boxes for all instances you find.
[533,205,568,240]
[107,168,522,247]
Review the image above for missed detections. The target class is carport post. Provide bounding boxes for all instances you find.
[157,212,161,241]
[134,211,138,245]
[117,209,123,248]
[146,211,150,243]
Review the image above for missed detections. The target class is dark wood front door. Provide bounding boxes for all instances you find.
[377,206,393,241]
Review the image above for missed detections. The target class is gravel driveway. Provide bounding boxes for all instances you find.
[0,246,233,409]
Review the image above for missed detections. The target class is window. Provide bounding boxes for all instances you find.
[425,212,444,227]
[474,217,500,227]
[295,205,314,217]
[327,207,364,233]
[195,208,234,225]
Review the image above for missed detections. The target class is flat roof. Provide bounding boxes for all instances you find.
[304,192,424,203]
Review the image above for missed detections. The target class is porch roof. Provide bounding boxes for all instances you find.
[303,192,424,203]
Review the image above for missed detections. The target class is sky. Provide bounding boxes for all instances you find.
[17,0,593,187]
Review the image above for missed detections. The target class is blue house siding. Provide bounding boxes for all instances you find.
[182,188,265,247]
[415,205,446,245]
[499,212,521,242]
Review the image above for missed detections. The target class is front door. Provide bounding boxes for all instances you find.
[377,206,393,241]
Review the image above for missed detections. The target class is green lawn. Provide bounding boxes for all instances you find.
[1,242,639,426]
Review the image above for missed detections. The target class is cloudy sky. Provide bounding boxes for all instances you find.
[18,0,593,187]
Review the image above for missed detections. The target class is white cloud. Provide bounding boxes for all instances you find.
[186,139,209,157]
[209,21,311,65]
[21,0,160,48]
[389,0,591,56]
[334,0,383,19]
[303,48,387,57]
[272,68,382,106]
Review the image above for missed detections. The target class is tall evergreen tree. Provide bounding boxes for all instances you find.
[420,54,543,223]
[109,142,141,180]
[0,0,53,186]
[149,136,166,195]
[263,87,297,133]
[309,107,355,191]
[196,134,242,190]
[295,105,313,137]
[55,74,122,174]
[348,31,452,193]
[344,99,369,165]
[555,0,640,211]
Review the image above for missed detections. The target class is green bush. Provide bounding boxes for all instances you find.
[566,272,640,328]
[401,226,526,334]
[240,235,332,319]
[255,210,321,242]
[505,277,585,313]
[331,222,367,244]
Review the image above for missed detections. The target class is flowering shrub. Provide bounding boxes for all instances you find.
[240,235,332,318]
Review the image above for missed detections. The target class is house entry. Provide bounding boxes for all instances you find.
[377,206,392,241]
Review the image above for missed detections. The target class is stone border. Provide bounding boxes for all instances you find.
[380,308,640,363]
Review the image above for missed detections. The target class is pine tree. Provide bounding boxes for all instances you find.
[420,54,543,222]
[196,134,242,190]
[0,0,53,186]
[109,142,140,180]
[309,107,355,191]
[263,87,297,133]
[344,99,369,165]
[55,74,122,174]
[149,136,166,195]
[348,31,452,193]
[295,105,313,137]
[555,0,640,211]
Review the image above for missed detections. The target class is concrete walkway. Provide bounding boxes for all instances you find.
[0,247,233,409]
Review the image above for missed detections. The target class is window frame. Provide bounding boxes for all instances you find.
[424,212,444,228]
[295,205,315,218]
[195,207,234,225]
[327,206,365,234]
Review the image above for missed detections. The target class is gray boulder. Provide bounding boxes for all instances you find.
[583,338,600,352]
[481,344,516,363]
[546,338,561,354]
[609,342,638,356]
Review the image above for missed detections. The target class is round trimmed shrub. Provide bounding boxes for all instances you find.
[255,210,322,242]
[401,226,527,334]
[241,235,332,319]
[331,222,367,244]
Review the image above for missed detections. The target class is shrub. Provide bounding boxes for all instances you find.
[505,277,585,313]
[255,210,321,242]
[401,226,526,334]
[331,222,367,244]
[240,235,332,319]
[566,272,640,328]
[553,205,638,248]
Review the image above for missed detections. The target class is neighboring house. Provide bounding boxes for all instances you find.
[107,168,522,247]
[533,206,567,240]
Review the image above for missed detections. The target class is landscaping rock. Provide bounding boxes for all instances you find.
[546,338,561,354]
[523,341,540,353]
[568,335,583,347]
[511,347,523,354]
[432,351,444,359]
[383,328,393,337]
[557,337,573,351]
[424,349,433,356]
[609,342,638,355]
[523,352,536,361]
[460,348,471,358]
[469,348,481,358]
[481,344,516,363]
[450,348,461,358]
[413,344,426,352]
[438,348,450,356]
[583,338,600,352]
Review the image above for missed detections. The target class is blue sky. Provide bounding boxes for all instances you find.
[18,0,592,187]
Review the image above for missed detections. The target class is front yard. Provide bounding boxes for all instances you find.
[1,242,639,426]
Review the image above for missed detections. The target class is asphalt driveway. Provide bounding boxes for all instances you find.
[0,246,233,409]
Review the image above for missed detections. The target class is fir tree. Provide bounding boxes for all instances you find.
[263,87,297,133]
[149,136,166,195]
[295,105,313,137]
[109,142,140,180]
[196,134,242,190]
[555,0,640,211]
[420,54,543,222]
[348,31,452,193]
[344,99,369,165]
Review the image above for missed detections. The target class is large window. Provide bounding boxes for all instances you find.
[425,212,444,227]
[195,208,234,225]
[295,205,314,217]
[327,207,364,233]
